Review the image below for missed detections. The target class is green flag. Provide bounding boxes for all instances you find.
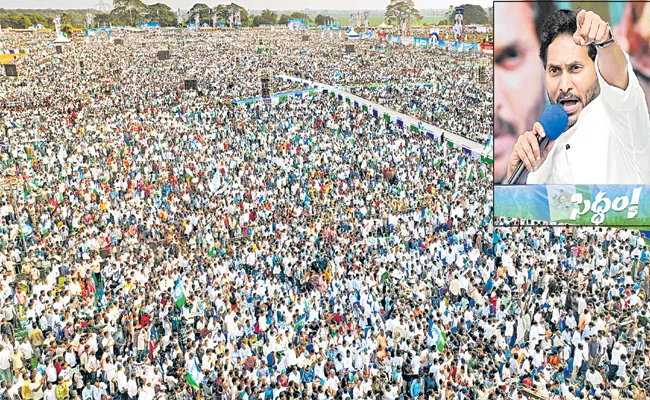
[174,277,187,308]
[466,165,474,181]
[184,359,203,388]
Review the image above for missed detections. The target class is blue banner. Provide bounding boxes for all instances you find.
[138,22,160,29]
[495,185,650,227]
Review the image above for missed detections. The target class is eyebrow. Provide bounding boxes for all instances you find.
[547,62,584,71]
[495,44,520,65]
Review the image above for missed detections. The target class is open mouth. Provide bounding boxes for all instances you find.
[558,97,581,114]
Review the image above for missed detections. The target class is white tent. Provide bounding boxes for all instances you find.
[378,22,393,29]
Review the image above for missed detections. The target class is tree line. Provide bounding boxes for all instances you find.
[2,1,485,30]
[0,2,335,29]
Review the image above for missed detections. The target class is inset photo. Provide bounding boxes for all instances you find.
[493,1,650,186]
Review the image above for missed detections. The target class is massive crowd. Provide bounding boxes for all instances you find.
[0,26,645,400]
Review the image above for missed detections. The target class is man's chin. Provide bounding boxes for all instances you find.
[566,114,579,130]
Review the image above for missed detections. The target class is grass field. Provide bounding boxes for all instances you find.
[321,14,445,26]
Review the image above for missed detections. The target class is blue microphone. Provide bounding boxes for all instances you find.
[506,104,569,185]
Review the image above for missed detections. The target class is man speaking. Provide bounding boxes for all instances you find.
[505,8,650,184]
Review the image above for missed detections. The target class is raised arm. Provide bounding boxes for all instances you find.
[573,9,628,90]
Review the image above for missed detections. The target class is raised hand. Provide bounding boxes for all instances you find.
[573,9,612,46]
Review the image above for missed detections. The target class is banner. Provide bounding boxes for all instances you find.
[414,37,430,47]
[480,43,493,55]
[288,18,306,30]
[138,22,160,29]
[494,185,649,226]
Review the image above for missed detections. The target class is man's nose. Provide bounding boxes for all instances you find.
[558,70,575,94]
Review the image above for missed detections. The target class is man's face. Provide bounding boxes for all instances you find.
[545,34,600,128]
[494,3,546,182]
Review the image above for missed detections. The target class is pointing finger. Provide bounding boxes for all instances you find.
[576,9,587,29]
[579,16,593,46]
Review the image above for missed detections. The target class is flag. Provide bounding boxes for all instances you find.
[434,159,442,168]
[184,358,203,388]
[466,164,474,181]
[21,222,33,237]
[479,167,485,179]
[294,314,307,333]
[459,157,466,170]
[174,277,187,308]
[428,321,447,352]
[208,247,216,257]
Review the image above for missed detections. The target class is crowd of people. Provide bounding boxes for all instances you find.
[0,25,645,400]
[347,51,492,145]
[0,28,495,400]
[493,219,650,399]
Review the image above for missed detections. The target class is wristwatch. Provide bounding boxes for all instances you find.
[595,23,615,49]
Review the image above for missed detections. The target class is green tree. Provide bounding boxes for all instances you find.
[385,0,421,26]
[290,12,311,23]
[314,14,331,25]
[111,0,147,26]
[95,13,112,26]
[143,3,177,26]
[259,9,277,25]
[445,4,489,25]
[251,15,260,26]
[213,3,249,26]
[278,14,290,25]
[188,3,211,24]
[31,13,48,27]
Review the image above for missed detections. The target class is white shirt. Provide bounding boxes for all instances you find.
[529,51,650,184]
[0,349,10,370]
[127,378,138,398]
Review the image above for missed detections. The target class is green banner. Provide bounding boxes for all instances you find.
[495,185,650,227]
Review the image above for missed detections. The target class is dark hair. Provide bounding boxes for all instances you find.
[539,9,597,66]
[530,1,558,40]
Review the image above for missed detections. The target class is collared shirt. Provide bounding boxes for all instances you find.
[82,387,93,400]
[529,51,650,184]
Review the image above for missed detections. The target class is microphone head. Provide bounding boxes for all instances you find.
[539,104,569,141]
